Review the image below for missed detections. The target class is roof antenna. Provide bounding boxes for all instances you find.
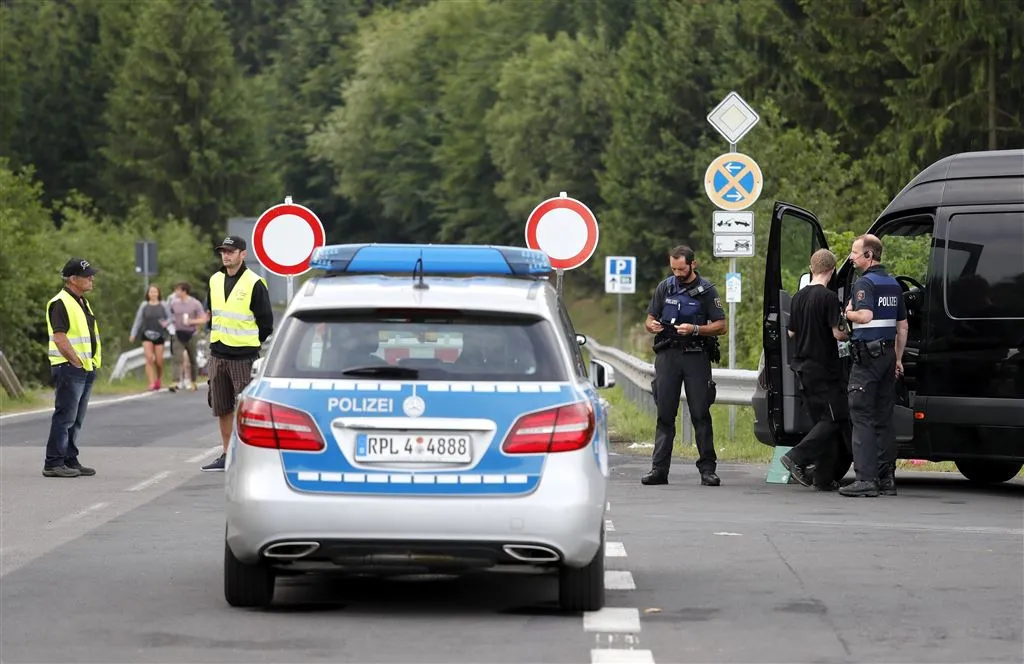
[413,253,429,290]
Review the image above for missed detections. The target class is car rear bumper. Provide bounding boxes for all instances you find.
[225,443,607,568]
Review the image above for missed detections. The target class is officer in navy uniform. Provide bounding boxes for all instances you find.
[839,234,908,497]
[641,245,727,486]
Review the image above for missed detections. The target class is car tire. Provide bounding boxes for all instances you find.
[558,532,605,613]
[954,459,1023,485]
[224,541,276,608]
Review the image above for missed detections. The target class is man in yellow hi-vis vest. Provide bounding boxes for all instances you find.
[200,235,274,472]
[44,258,102,478]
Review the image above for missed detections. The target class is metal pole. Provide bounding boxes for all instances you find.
[143,241,150,294]
[286,276,294,304]
[728,140,737,441]
[616,293,623,348]
[555,269,564,298]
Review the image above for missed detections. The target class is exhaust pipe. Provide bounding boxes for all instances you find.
[502,544,560,563]
[263,541,320,559]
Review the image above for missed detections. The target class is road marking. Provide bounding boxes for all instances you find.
[605,519,616,532]
[714,532,743,536]
[584,607,641,632]
[605,570,636,590]
[605,541,627,557]
[45,502,109,529]
[126,471,172,492]
[0,392,156,421]
[186,445,223,464]
[606,501,611,511]
[591,649,655,663]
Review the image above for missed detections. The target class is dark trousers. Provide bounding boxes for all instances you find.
[651,348,716,475]
[788,362,851,487]
[848,347,897,482]
[44,364,96,468]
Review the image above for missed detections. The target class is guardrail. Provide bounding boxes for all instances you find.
[584,336,758,444]
[0,350,25,399]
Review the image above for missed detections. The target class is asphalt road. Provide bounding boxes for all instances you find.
[1,391,1021,663]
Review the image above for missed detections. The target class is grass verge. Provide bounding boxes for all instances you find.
[0,374,154,416]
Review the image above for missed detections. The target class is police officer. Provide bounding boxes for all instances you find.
[641,245,727,486]
[839,234,908,497]
[43,258,101,478]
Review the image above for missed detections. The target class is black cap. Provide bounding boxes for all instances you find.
[215,235,247,252]
[61,258,98,278]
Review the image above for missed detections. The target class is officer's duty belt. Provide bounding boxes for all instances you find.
[654,338,704,353]
[852,339,895,352]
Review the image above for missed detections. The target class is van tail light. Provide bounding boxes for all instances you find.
[501,402,595,454]
[237,398,325,452]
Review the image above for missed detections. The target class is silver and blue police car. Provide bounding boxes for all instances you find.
[223,244,615,611]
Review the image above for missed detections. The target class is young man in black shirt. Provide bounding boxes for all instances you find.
[781,248,851,490]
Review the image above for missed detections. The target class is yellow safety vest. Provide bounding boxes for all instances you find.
[46,289,102,371]
[209,269,266,348]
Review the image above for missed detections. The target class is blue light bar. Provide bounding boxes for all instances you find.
[308,244,553,277]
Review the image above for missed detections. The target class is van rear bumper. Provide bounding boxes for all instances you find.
[910,396,1024,462]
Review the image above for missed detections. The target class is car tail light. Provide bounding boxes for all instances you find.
[501,402,595,454]
[237,398,325,452]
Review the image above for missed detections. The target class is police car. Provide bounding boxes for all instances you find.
[223,244,616,610]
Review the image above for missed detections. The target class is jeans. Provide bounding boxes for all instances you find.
[44,364,96,468]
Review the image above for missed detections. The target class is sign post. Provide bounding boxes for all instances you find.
[706,91,760,440]
[605,256,636,347]
[251,196,326,303]
[134,240,158,293]
[525,192,599,299]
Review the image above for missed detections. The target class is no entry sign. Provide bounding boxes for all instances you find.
[251,201,326,277]
[524,193,599,270]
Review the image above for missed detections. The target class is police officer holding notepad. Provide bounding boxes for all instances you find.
[840,234,908,498]
[641,245,727,487]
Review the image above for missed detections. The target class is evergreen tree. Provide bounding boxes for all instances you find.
[102,0,271,236]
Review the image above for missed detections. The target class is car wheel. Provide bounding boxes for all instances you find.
[954,459,1023,484]
[224,541,276,608]
[558,532,605,612]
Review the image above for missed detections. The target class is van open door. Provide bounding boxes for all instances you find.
[762,201,831,445]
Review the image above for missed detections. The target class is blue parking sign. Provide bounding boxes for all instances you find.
[605,256,636,294]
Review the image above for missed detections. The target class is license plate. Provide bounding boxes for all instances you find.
[355,434,472,463]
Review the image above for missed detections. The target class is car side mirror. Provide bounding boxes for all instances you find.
[798,272,811,290]
[589,359,615,389]
[576,333,586,347]
[250,357,264,379]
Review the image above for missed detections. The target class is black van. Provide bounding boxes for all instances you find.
[753,149,1024,484]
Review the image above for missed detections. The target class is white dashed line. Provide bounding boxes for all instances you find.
[605,519,616,532]
[186,445,223,464]
[584,607,641,632]
[605,541,627,557]
[126,471,172,492]
[604,570,636,590]
[591,649,655,663]
[45,502,109,529]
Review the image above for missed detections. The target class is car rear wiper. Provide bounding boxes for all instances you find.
[341,365,419,378]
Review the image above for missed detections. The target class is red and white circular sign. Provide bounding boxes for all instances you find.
[251,202,326,276]
[524,194,599,270]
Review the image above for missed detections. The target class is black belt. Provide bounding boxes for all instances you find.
[853,339,895,351]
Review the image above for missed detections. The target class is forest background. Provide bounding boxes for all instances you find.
[2,0,1022,385]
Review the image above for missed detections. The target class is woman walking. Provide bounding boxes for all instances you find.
[129,285,173,390]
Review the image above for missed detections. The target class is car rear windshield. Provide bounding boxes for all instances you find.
[265,308,569,382]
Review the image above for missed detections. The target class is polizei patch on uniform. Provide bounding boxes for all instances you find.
[856,290,865,301]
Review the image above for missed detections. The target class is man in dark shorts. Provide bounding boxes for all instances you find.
[780,248,852,491]
[167,282,207,391]
[200,236,274,472]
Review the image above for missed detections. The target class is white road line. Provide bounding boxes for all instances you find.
[605,541,627,557]
[126,471,172,492]
[0,392,156,421]
[591,649,655,663]
[604,570,636,590]
[186,445,223,464]
[583,607,641,632]
[45,502,109,529]
[606,501,611,511]
[605,519,616,532]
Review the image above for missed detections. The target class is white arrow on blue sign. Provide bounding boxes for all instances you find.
[605,256,636,294]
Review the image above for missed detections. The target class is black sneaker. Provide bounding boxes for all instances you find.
[640,470,668,485]
[42,465,81,478]
[66,462,96,476]
[838,480,879,497]
[201,454,226,472]
[878,476,897,496]
[700,472,721,486]
[780,455,812,487]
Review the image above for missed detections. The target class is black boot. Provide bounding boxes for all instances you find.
[879,464,897,496]
[700,471,721,486]
[641,469,669,485]
[838,480,879,497]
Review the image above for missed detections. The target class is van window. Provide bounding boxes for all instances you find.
[266,309,569,381]
[944,212,1024,319]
